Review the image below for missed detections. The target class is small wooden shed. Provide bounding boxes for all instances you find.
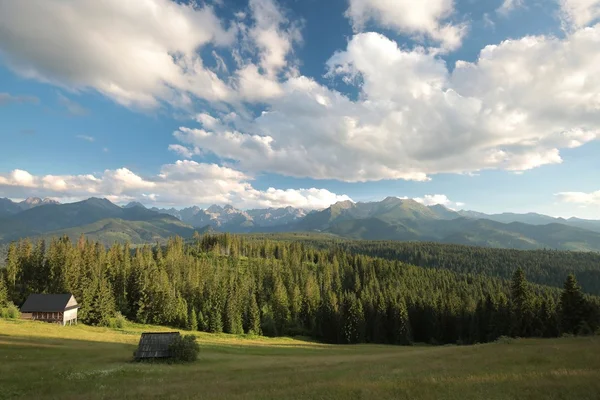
[134,332,180,360]
[20,293,79,326]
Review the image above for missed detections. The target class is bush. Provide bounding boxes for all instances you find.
[169,334,200,362]
[108,312,126,329]
[0,302,20,319]
[495,336,514,344]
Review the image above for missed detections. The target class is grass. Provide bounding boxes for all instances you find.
[1,319,600,399]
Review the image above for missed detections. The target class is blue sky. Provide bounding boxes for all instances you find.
[1,0,600,217]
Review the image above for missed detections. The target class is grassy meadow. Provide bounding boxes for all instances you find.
[1,319,600,400]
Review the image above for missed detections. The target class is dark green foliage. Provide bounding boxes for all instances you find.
[169,334,200,362]
[307,240,600,295]
[510,268,533,337]
[3,233,599,344]
[560,274,587,334]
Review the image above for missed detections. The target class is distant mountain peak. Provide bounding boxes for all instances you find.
[206,204,223,213]
[23,197,42,204]
[124,201,146,209]
[332,200,355,209]
[17,196,60,210]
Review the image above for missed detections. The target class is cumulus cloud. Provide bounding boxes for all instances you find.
[0,162,350,210]
[173,27,600,182]
[0,0,236,108]
[413,194,465,209]
[560,0,600,29]
[247,0,301,77]
[556,190,600,205]
[496,0,525,15]
[345,0,468,51]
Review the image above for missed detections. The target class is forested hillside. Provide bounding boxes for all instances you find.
[235,234,600,295]
[1,234,598,345]
[318,239,600,295]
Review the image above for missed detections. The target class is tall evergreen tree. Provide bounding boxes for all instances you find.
[188,308,198,331]
[246,293,261,335]
[510,267,532,337]
[0,273,8,307]
[559,274,586,334]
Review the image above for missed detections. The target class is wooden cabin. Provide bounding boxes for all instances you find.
[134,332,180,360]
[20,293,80,326]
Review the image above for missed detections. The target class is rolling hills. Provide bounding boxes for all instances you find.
[0,198,194,245]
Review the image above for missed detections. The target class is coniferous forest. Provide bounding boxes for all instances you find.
[1,233,599,345]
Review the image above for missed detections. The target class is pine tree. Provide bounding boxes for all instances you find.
[559,274,586,334]
[5,242,20,301]
[510,267,532,337]
[272,277,290,335]
[188,308,198,331]
[246,293,261,335]
[389,300,412,345]
[342,293,365,344]
[0,274,8,307]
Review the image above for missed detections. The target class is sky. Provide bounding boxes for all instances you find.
[1,0,600,217]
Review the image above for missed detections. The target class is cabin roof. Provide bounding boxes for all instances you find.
[20,293,78,313]
[134,332,180,359]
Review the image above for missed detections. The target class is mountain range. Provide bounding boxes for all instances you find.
[2,196,600,251]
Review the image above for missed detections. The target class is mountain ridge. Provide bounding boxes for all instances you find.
[2,196,600,251]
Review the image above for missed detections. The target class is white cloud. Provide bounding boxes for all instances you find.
[173,27,600,182]
[76,135,95,143]
[345,0,468,51]
[0,0,236,108]
[414,194,465,209]
[560,0,600,29]
[496,0,525,16]
[556,190,600,205]
[0,162,350,210]
[247,0,301,77]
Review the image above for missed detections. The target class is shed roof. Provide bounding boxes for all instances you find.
[20,294,78,313]
[135,332,180,359]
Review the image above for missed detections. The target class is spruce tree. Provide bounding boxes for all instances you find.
[559,274,586,334]
[510,267,532,337]
[247,293,261,335]
[0,274,8,307]
[188,308,198,331]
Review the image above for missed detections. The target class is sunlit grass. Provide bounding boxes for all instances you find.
[2,319,600,400]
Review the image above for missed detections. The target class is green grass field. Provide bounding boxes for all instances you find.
[1,319,600,400]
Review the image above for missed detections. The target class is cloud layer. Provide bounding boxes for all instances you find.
[173,26,600,181]
[2,0,600,211]
[0,0,235,108]
[0,162,351,209]
[556,190,600,206]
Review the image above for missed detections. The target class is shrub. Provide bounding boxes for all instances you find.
[169,334,200,362]
[1,302,20,319]
[495,336,514,344]
[108,312,126,329]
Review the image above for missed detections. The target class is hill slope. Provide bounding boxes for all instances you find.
[2,320,600,400]
[0,198,196,244]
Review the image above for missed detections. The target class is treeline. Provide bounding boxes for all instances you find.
[1,234,599,345]
[297,240,600,296]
